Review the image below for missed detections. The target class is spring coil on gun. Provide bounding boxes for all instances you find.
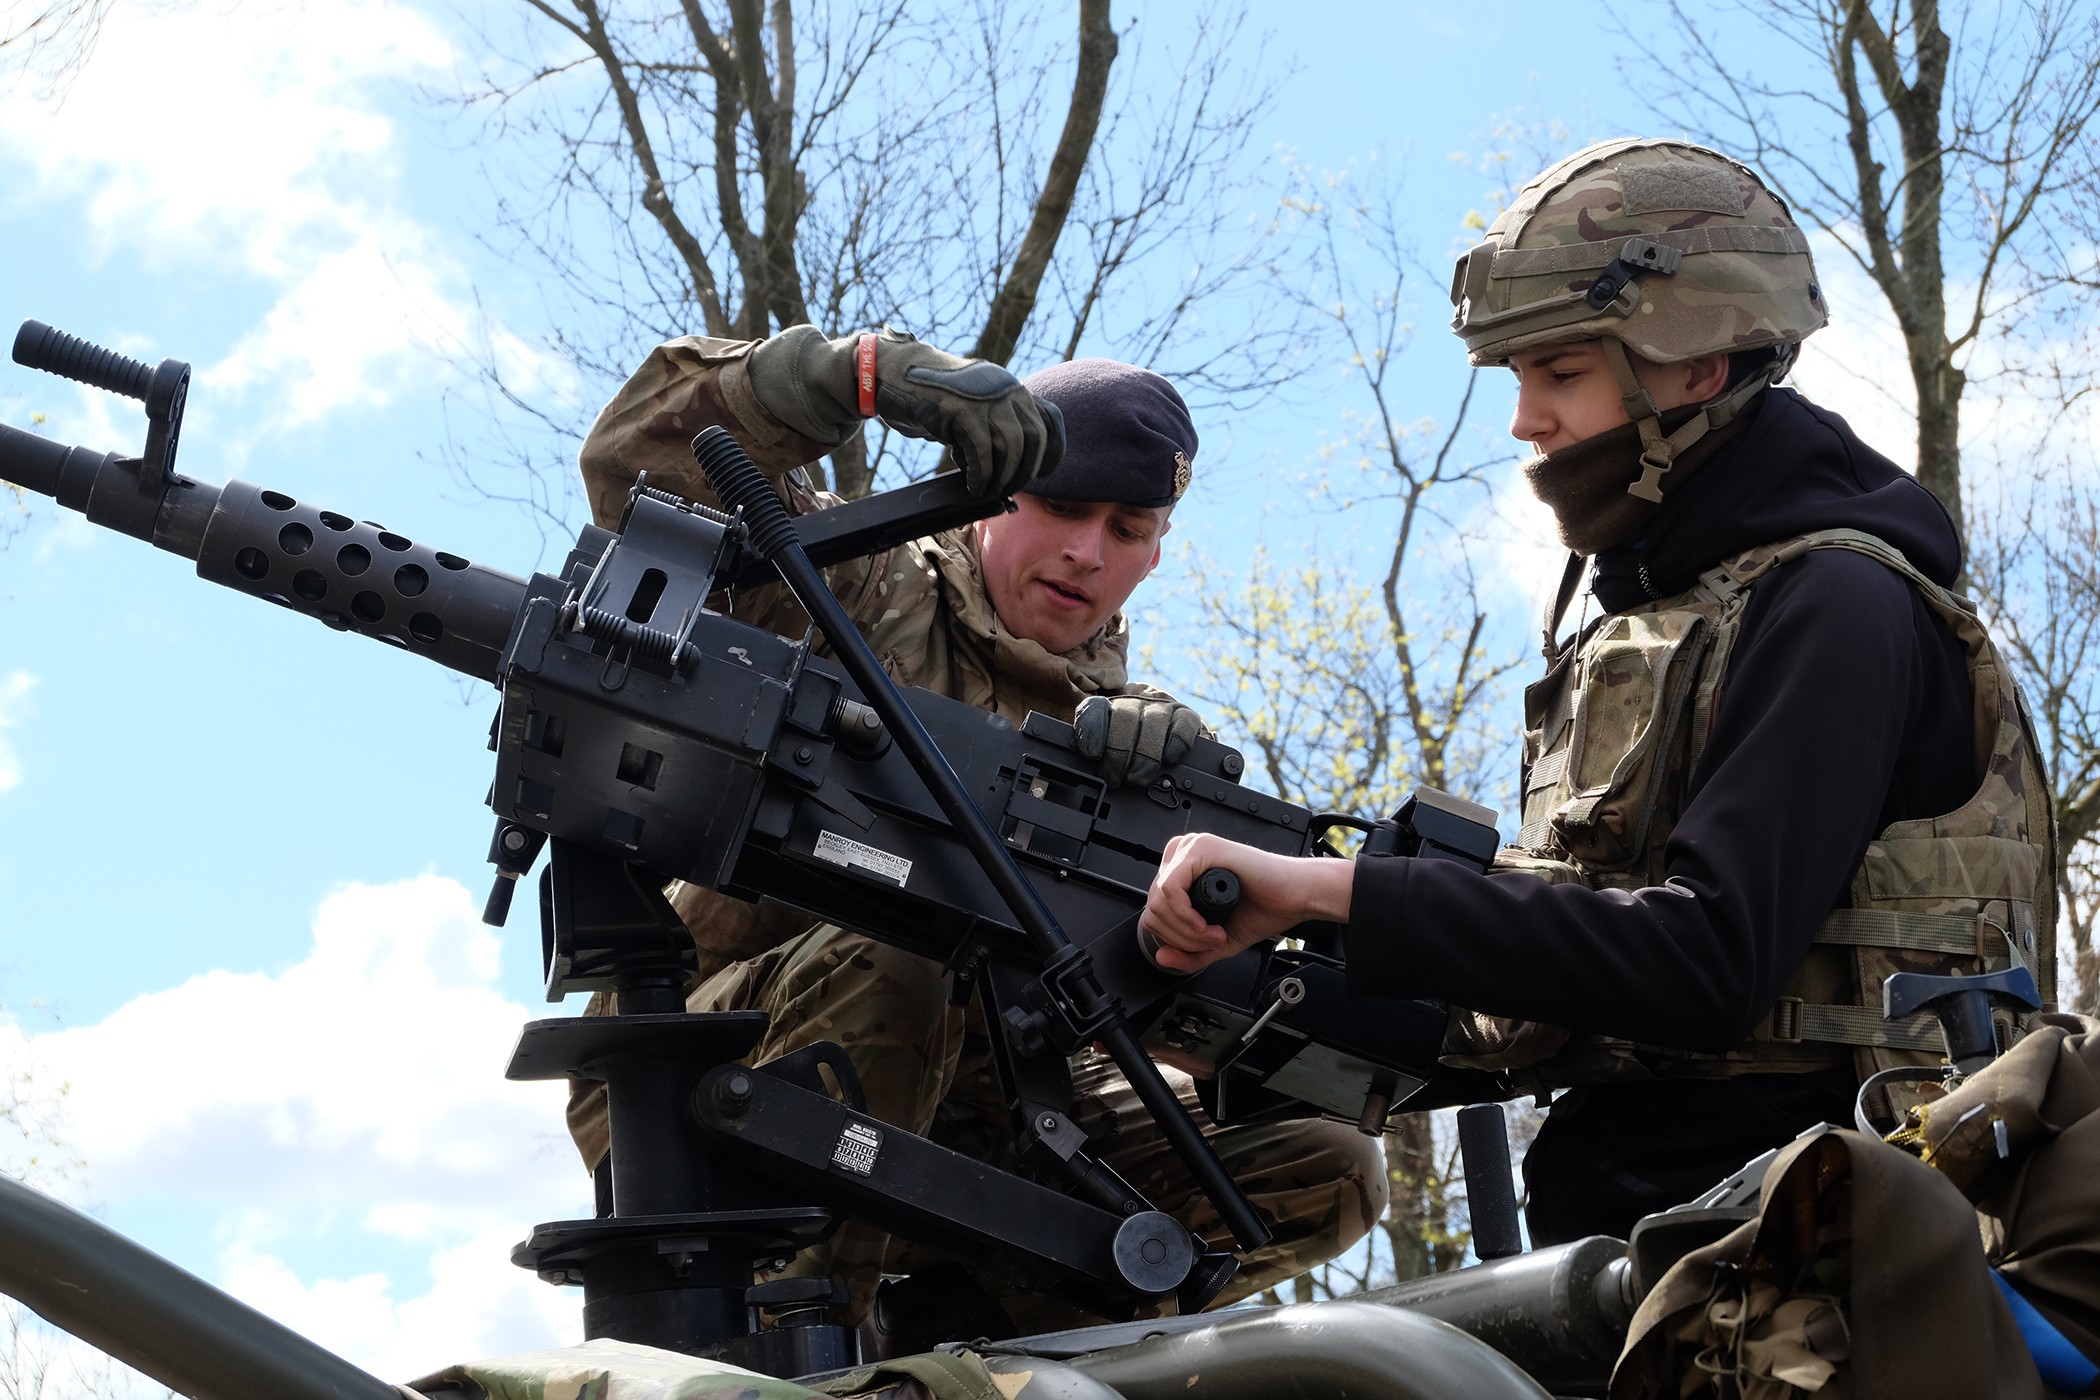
[636,484,734,525]
[570,604,695,669]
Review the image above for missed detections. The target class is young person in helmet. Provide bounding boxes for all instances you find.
[1138,138,2058,1244]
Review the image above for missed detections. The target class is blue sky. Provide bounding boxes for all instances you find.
[0,0,1935,1384]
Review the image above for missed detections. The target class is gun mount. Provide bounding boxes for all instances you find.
[0,322,1604,1400]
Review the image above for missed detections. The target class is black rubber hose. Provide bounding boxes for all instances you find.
[691,426,1271,1254]
[0,1173,413,1400]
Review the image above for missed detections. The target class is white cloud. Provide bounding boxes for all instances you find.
[25,875,586,1380]
[0,0,573,443]
[1483,449,1569,627]
[0,0,448,272]
[1786,231,1922,464]
[217,1227,578,1382]
[1788,227,2096,487]
[0,671,34,793]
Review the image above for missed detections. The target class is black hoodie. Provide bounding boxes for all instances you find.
[1344,387,1976,1239]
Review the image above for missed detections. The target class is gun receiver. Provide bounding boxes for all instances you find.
[2,321,1499,1369]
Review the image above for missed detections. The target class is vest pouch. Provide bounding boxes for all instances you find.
[1842,829,2043,1105]
[1550,610,1712,871]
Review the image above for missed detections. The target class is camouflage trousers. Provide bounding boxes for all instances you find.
[567,925,1387,1330]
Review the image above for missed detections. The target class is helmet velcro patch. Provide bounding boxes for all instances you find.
[1620,163,1749,217]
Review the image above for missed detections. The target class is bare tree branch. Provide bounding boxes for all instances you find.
[969,0,1116,366]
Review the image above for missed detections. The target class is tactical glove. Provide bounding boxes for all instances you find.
[746,325,1063,498]
[1071,695,1202,788]
[1438,1009,1571,1072]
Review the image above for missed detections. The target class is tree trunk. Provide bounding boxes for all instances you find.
[1841,0,1964,563]
[968,0,1117,366]
[1912,351,1966,549]
[829,426,872,499]
[1380,1114,1463,1283]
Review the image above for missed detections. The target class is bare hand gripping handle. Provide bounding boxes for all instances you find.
[690,424,1273,1254]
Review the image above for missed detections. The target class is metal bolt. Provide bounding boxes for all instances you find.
[714,1071,754,1117]
[501,828,527,851]
[1040,1114,1058,1131]
[794,746,813,764]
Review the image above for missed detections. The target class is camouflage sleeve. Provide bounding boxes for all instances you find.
[577,335,839,529]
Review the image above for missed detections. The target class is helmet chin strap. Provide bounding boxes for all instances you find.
[1601,337,1790,504]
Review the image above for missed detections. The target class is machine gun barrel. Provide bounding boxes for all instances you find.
[0,418,529,683]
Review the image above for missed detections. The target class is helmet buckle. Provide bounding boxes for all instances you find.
[1585,237,1684,311]
[1627,453,1671,504]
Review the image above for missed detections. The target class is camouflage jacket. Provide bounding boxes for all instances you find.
[1451,529,2059,1100]
[578,335,1178,971]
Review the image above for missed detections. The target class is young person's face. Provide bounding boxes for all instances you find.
[1506,342,1730,455]
[973,493,1170,655]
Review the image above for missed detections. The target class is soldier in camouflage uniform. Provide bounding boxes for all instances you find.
[1141,139,2057,1245]
[566,327,1386,1338]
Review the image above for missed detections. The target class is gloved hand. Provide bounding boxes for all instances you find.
[1071,695,1202,788]
[746,324,1063,497]
[1437,1009,1571,1072]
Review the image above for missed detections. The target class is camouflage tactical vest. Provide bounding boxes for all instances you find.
[1486,529,2058,1093]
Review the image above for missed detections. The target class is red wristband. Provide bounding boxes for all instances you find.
[856,332,879,417]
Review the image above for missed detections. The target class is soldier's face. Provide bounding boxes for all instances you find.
[1507,342,1730,454]
[973,493,1170,654]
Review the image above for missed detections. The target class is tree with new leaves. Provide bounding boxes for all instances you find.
[457,0,1306,512]
[1636,1,2100,1009]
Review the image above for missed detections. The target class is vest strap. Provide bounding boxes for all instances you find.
[1526,748,1569,794]
[1766,997,1946,1053]
[1815,907,2003,959]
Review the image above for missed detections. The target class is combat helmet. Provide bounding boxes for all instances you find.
[1449,138,1826,502]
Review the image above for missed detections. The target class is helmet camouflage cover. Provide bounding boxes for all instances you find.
[1449,138,1828,367]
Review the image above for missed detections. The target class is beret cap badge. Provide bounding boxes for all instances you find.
[1172,451,1192,500]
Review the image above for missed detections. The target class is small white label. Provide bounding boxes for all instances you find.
[832,1120,882,1176]
[813,830,912,887]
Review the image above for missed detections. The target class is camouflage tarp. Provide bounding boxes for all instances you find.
[409,1338,828,1400]
[408,1338,1082,1400]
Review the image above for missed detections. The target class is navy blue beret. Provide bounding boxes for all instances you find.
[1019,359,1197,508]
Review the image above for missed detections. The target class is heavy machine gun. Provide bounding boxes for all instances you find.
[0,322,1505,1380]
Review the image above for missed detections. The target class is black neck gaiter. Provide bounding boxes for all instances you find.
[1523,403,1751,558]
